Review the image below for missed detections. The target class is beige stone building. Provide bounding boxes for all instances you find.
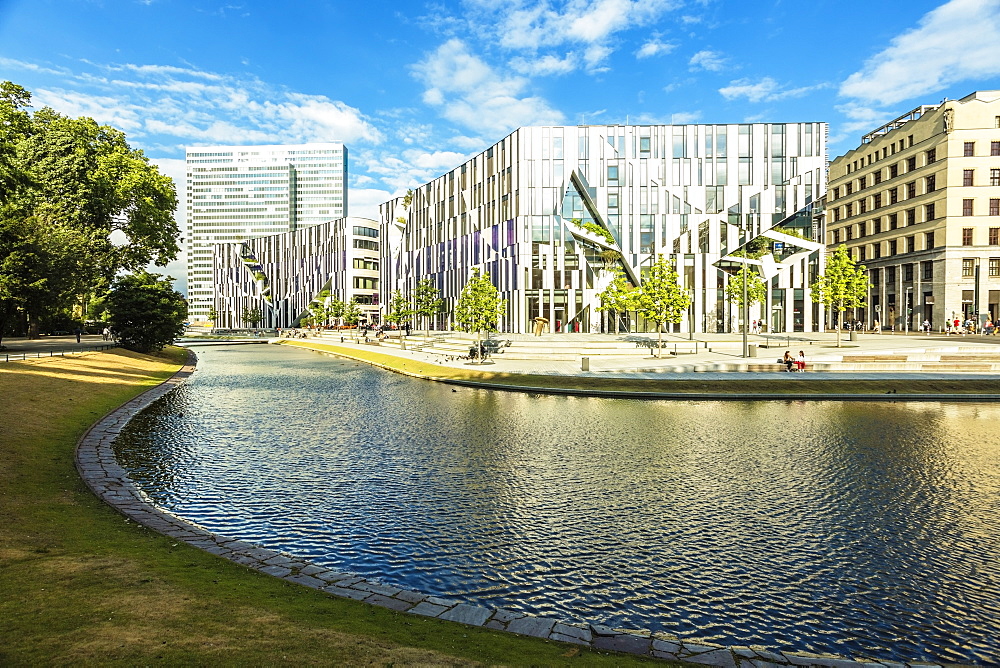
[826,90,1000,330]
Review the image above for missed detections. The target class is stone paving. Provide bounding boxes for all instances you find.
[74,351,956,668]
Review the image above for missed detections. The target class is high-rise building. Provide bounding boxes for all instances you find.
[185,142,347,321]
[826,91,1000,330]
[381,123,827,335]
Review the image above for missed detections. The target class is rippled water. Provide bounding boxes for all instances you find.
[114,345,1000,664]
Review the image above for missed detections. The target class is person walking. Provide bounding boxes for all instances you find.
[74,326,82,343]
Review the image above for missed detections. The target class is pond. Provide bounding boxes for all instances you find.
[114,344,1000,664]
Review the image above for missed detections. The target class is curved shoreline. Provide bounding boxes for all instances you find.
[75,349,953,668]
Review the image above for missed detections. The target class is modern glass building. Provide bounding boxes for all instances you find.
[380,123,828,334]
[212,216,380,329]
[185,142,347,321]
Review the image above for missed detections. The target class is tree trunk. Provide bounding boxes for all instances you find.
[657,323,663,358]
[27,312,40,339]
[836,302,843,347]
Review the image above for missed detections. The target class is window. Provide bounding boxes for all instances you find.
[889,239,897,255]
[961,198,975,217]
[965,141,976,157]
[906,181,916,198]
[859,198,868,214]
[859,246,867,261]
[353,239,379,250]
[992,227,1000,244]
[907,157,916,172]
[905,209,915,226]
[873,171,882,185]
[832,229,840,244]
[353,226,378,238]
[964,169,975,186]
[639,136,651,156]
[925,231,935,249]
[846,182,854,195]
[904,263,913,281]
[886,266,896,282]
[993,141,1000,156]
[859,176,867,189]
[890,187,899,204]
[353,258,379,270]
[926,203,935,221]
[607,164,619,186]
[906,235,915,253]
[991,258,1000,277]
[992,168,1000,186]
[874,218,882,234]
[873,242,882,259]
[963,258,975,277]
[926,149,936,164]
[846,226,854,241]
[996,116,1000,129]
[926,174,935,192]
[874,193,882,208]
[890,163,899,179]
[963,228,974,246]
[922,261,933,280]
[832,187,840,200]
[353,276,379,290]
[846,202,853,217]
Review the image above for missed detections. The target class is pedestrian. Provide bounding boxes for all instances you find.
[873,319,880,334]
[796,350,806,372]
[782,350,795,372]
[922,319,930,335]
[102,326,110,341]
[74,326,82,343]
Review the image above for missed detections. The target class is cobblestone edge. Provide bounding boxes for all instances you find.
[73,350,947,668]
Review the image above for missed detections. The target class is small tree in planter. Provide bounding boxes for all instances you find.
[596,269,635,335]
[343,300,362,340]
[634,255,690,358]
[413,278,445,339]
[725,265,767,333]
[385,289,413,350]
[812,245,870,347]
[454,268,506,363]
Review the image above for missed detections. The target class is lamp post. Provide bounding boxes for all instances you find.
[904,286,912,335]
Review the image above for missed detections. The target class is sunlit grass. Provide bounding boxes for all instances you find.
[0,346,666,666]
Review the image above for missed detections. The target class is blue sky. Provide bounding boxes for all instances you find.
[3,0,1000,289]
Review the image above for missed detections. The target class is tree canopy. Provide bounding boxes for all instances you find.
[107,271,187,353]
[725,265,767,331]
[634,255,690,357]
[0,81,179,338]
[812,245,870,347]
[595,270,635,335]
[413,278,444,339]
[454,268,506,351]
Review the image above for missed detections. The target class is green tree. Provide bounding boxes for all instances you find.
[343,300,362,329]
[812,245,871,347]
[595,270,635,335]
[634,255,691,357]
[384,289,413,350]
[207,305,218,323]
[725,265,767,333]
[0,81,179,338]
[241,305,263,328]
[328,296,345,326]
[106,271,187,353]
[454,268,506,362]
[413,278,444,339]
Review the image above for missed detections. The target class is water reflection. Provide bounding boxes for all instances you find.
[113,345,1000,664]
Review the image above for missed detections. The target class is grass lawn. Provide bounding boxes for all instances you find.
[279,340,1000,396]
[0,346,667,666]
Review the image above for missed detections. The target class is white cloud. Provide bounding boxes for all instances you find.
[636,40,677,58]
[28,60,383,149]
[719,77,826,103]
[509,53,577,76]
[457,0,682,69]
[670,111,702,124]
[840,0,1000,106]
[412,39,564,135]
[348,187,393,222]
[689,49,726,72]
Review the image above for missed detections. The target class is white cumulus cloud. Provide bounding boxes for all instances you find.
[839,0,1000,106]
[688,49,726,72]
[719,77,826,103]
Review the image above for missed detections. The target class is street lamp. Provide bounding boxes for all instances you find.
[904,286,912,335]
